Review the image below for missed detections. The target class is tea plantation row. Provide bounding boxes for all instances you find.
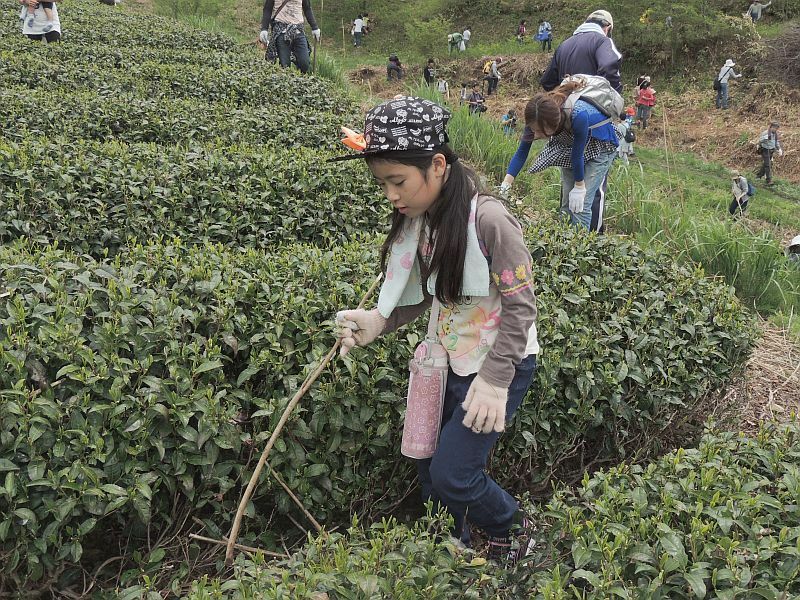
[0,138,387,254]
[0,223,753,585]
[187,421,800,599]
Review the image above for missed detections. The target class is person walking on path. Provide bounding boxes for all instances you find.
[502,79,619,230]
[715,59,742,109]
[747,1,771,22]
[728,170,752,216]
[423,58,436,86]
[260,0,320,73]
[531,9,621,232]
[756,121,783,185]
[634,79,656,129]
[536,20,552,52]
[333,96,540,564]
[486,58,502,95]
[540,10,622,94]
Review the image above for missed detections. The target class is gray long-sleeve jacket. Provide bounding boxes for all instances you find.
[540,25,623,93]
[261,0,318,31]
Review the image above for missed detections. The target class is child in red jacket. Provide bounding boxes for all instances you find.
[635,79,656,130]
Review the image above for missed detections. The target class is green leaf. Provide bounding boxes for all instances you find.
[685,568,707,599]
[195,360,223,375]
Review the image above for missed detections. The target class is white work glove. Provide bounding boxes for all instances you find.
[498,181,512,198]
[311,29,321,42]
[258,30,270,45]
[461,375,508,434]
[335,309,386,356]
[778,149,783,157]
[568,186,586,214]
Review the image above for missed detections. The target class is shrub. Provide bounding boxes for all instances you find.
[0,219,754,586]
[185,420,800,599]
[0,138,388,254]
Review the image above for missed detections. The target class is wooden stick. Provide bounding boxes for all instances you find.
[225,273,383,564]
[268,462,323,533]
[190,533,287,559]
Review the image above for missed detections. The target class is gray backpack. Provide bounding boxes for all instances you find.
[561,74,624,130]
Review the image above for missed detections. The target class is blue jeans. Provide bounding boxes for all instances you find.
[354,31,363,46]
[716,82,729,108]
[560,149,616,231]
[416,354,537,542]
[275,30,310,73]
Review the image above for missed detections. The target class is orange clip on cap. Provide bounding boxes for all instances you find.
[341,127,367,152]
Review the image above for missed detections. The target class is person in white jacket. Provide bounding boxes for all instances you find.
[715,59,742,109]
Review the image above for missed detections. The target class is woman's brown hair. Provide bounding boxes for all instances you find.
[524,79,584,136]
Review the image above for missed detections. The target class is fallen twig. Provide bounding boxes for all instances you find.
[225,273,383,564]
[189,533,287,559]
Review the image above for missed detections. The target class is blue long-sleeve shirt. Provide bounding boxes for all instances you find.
[506,100,617,181]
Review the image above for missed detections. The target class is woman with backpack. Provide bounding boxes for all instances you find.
[634,79,656,129]
[499,78,618,230]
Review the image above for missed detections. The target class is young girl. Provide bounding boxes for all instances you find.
[333,96,539,563]
[634,79,656,130]
[499,79,618,231]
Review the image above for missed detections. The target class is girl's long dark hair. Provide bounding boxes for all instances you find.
[368,145,485,306]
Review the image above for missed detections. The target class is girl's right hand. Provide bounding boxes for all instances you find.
[335,309,386,356]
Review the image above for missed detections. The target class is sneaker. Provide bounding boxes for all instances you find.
[486,514,535,566]
[42,22,53,33]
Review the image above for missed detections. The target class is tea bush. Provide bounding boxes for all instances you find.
[0,138,388,254]
[0,87,344,148]
[185,420,800,599]
[0,219,754,585]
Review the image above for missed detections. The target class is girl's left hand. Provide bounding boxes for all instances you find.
[462,375,508,434]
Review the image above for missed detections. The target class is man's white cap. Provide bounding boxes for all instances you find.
[724,59,736,67]
[587,10,614,28]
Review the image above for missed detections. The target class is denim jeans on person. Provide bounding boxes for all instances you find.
[560,149,616,231]
[275,30,310,73]
[416,354,537,543]
[354,31,363,46]
[716,82,729,109]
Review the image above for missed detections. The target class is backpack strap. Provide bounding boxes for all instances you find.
[561,92,611,132]
[271,0,293,24]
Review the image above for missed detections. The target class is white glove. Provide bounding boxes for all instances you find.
[461,375,508,434]
[312,29,321,42]
[568,186,586,214]
[778,149,783,157]
[258,30,270,45]
[498,181,512,198]
[335,309,386,356]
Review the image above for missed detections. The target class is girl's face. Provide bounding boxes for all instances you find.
[369,155,447,219]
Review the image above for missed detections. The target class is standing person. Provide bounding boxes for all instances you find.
[459,82,469,106]
[259,0,320,74]
[437,76,450,100]
[462,26,471,49]
[536,20,553,52]
[531,9,622,232]
[423,58,436,87]
[20,0,61,42]
[728,170,751,216]
[615,111,635,165]
[468,83,486,115]
[448,31,464,55]
[387,54,404,81]
[747,1,771,22]
[715,59,742,110]
[486,58,502,96]
[502,79,619,230]
[362,12,370,34]
[756,121,783,185]
[634,79,656,129]
[353,13,364,47]
[517,20,527,45]
[333,96,539,563]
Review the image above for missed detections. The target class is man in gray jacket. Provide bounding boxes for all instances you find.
[259,0,320,73]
